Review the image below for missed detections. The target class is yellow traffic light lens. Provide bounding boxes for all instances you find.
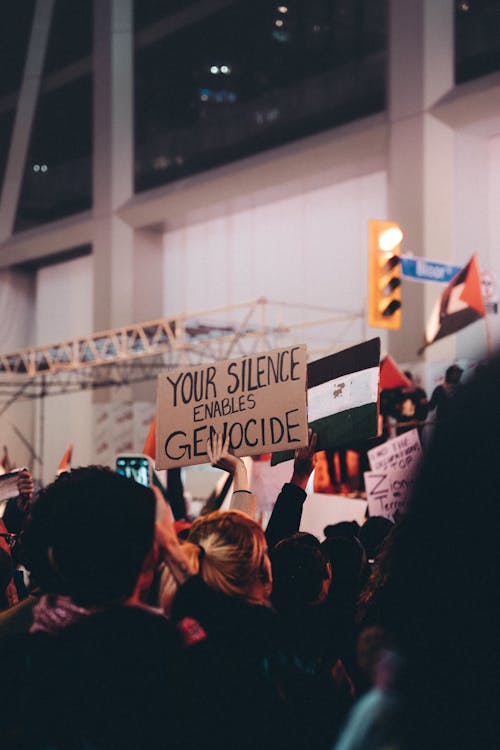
[378,227,403,252]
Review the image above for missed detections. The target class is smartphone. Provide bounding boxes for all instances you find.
[115,455,153,488]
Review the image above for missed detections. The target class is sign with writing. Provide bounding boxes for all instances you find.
[401,257,461,284]
[156,345,308,469]
[402,257,496,309]
[367,428,423,475]
[364,468,417,523]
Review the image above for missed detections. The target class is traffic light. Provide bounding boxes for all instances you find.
[368,219,403,330]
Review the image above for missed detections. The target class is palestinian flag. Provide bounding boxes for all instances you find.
[271,338,380,464]
[419,254,485,353]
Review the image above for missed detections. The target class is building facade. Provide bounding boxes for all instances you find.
[1,0,499,480]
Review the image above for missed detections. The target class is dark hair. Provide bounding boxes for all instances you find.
[358,353,500,749]
[445,364,462,383]
[21,466,155,606]
[323,521,359,540]
[0,547,13,609]
[321,535,366,586]
[358,516,394,561]
[271,534,328,611]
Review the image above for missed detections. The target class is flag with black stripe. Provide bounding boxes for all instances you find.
[271,338,380,464]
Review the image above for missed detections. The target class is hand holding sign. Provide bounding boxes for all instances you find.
[207,433,249,492]
[291,430,318,490]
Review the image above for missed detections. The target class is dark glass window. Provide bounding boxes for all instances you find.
[134,0,387,192]
[455,0,500,82]
[44,0,93,73]
[11,1,93,232]
[0,3,36,98]
[15,76,92,231]
[135,0,200,31]
[0,110,15,192]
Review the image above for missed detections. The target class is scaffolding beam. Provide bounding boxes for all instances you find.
[0,299,363,400]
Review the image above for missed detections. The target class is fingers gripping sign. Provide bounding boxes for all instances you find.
[207,433,250,493]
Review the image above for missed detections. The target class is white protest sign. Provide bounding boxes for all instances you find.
[365,429,423,522]
[364,469,418,523]
[367,428,423,475]
[156,345,308,469]
[300,492,368,540]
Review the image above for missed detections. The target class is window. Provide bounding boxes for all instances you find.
[134,0,387,192]
[15,76,93,231]
[455,0,500,82]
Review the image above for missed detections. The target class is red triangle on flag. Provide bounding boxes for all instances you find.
[380,356,412,390]
[460,254,486,316]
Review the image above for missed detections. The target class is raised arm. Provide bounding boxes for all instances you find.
[265,430,317,549]
[153,486,197,587]
[2,468,34,535]
[207,434,256,518]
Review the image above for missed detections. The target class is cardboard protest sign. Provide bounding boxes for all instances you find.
[156,345,308,469]
[367,428,423,475]
[364,468,418,523]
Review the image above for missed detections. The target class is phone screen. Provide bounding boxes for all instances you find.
[116,457,150,487]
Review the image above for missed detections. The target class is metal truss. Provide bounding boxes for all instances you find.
[0,298,363,402]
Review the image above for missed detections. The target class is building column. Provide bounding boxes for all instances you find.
[0,0,54,242]
[388,0,456,365]
[92,0,134,331]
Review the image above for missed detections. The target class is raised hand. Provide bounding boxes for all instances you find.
[16,468,34,510]
[153,485,196,585]
[291,429,318,490]
[206,433,249,491]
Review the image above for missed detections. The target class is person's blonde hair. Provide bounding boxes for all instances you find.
[158,541,200,616]
[188,510,270,605]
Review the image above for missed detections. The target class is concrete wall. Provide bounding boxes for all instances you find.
[162,169,388,351]
[34,255,94,482]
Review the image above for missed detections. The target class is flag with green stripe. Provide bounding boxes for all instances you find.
[271,338,380,465]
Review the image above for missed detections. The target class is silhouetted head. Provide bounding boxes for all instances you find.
[321,534,366,587]
[271,533,330,612]
[324,520,359,540]
[358,516,394,562]
[445,363,463,384]
[21,466,156,607]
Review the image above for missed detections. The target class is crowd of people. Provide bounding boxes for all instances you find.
[380,363,465,435]
[0,354,498,750]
